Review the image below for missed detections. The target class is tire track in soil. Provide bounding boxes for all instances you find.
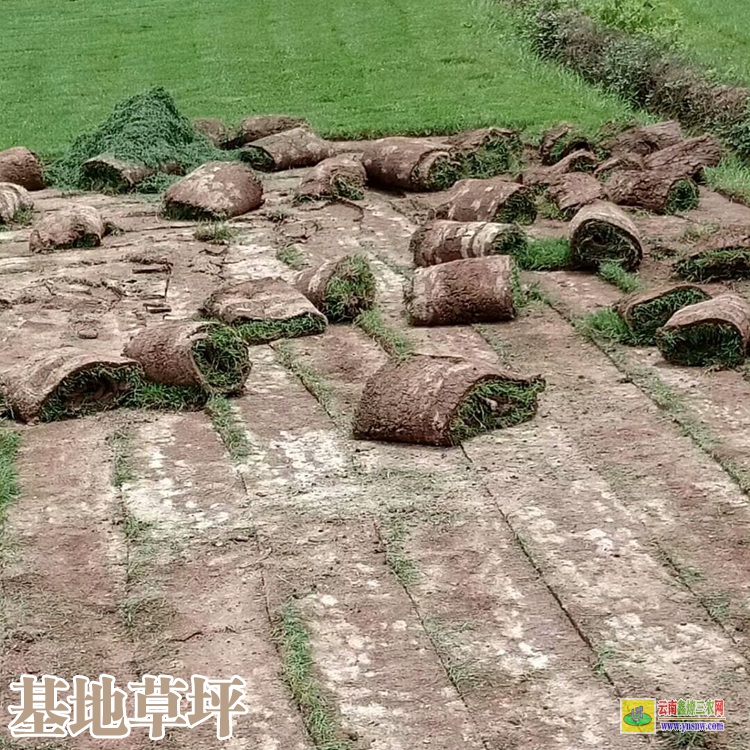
[282,327,628,749]
[0,417,143,749]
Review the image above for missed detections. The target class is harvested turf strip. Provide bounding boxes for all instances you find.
[29,205,106,253]
[435,178,536,224]
[643,135,723,180]
[0,183,33,225]
[352,353,545,446]
[656,294,750,368]
[81,154,182,193]
[225,114,310,149]
[202,278,327,344]
[445,128,521,179]
[540,123,592,166]
[239,127,332,171]
[0,147,45,191]
[511,238,572,271]
[406,256,517,326]
[522,150,598,190]
[606,121,684,157]
[674,233,750,281]
[605,170,699,214]
[296,255,375,322]
[410,220,526,267]
[0,350,142,423]
[594,154,644,182]
[123,321,250,395]
[49,88,225,191]
[362,137,461,191]
[617,284,711,345]
[569,201,642,271]
[295,154,366,202]
[547,173,605,219]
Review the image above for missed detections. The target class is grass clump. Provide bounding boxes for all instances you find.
[322,256,376,322]
[457,137,518,179]
[274,342,338,421]
[48,88,227,190]
[235,314,326,345]
[0,428,20,537]
[355,308,415,359]
[598,260,641,293]
[574,308,635,347]
[449,378,545,445]
[421,155,463,191]
[511,237,572,270]
[238,146,276,172]
[275,602,354,750]
[656,324,746,368]
[494,192,537,225]
[124,380,209,412]
[107,429,135,489]
[380,514,419,587]
[192,325,250,394]
[205,395,252,461]
[331,176,365,201]
[627,288,710,344]
[193,222,236,245]
[665,179,700,214]
[674,249,750,282]
[276,245,308,270]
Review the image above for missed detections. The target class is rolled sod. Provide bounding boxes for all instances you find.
[674,232,750,282]
[410,220,527,267]
[0,350,142,423]
[569,201,643,271]
[522,149,598,190]
[295,154,367,202]
[644,135,723,180]
[29,205,107,253]
[352,354,545,446]
[435,178,537,225]
[362,137,461,192]
[540,123,592,166]
[123,321,251,395]
[547,173,605,219]
[81,154,182,192]
[225,114,310,149]
[656,294,750,368]
[594,153,644,182]
[606,121,684,157]
[445,127,521,179]
[0,147,45,191]
[406,255,518,326]
[0,183,33,225]
[606,169,699,214]
[616,284,711,345]
[239,127,333,171]
[202,278,327,344]
[295,255,375,322]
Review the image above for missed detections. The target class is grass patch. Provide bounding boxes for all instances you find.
[449,378,545,445]
[322,256,376,323]
[674,248,750,282]
[275,602,354,750]
[107,429,135,489]
[123,380,209,412]
[0,427,20,541]
[456,138,518,179]
[658,730,713,749]
[380,513,419,587]
[494,192,538,225]
[423,616,484,692]
[575,309,635,347]
[119,595,175,635]
[706,156,750,205]
[536,195,567,221]
[592,643,616,677]
[510,237,572,271]
[598,260,641,293]
[355,308,415,359]
[627,287,710,344]
[235,314,326,345]
[136,172,181,195]
[665,178,700,214]
[205,395,252,461]
[192,324,250,394]
[276,244,308,270]
[0,206,34,230]
[656,325,746,368]
[193,221,236,244]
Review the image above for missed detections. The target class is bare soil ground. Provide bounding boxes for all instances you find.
[3,169,750,749]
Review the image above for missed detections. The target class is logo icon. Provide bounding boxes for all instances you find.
[621,699,656,734]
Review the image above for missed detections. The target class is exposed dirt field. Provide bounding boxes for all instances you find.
[3,166,750,749]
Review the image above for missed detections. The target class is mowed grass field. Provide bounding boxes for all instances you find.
[0,0,638,154]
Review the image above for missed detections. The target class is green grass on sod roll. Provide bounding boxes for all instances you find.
[656,324,746,368]
[235,314,326,345]
[628,288,710,345]
[495,192,537,225]
[457,138,519,179]
[323,256,376,322]
[665,179,700,214]
[238,147,276,172]
[674,248,750,282]
[574,221,640,270]
[191,325,250,394]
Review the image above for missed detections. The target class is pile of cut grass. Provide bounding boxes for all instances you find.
[628,288,710,344]
[511,237,572,270]
[656,324,746,368]
[322,256,376,322]
[449,379,545,445]
[675,248,750,282]
[235,314,326,345]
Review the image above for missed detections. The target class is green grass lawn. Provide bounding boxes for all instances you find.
[0,0,637,154]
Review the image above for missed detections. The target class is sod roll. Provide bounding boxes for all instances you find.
[295,255,375,322]
[410,220,527,267]
[202,278,327,344]
[406,255,518,326]
[0,350,141,423]
[569,201,643,271]
[295,154,367,202]
[352,354,545,446]
[81,154,183,192]
[522,149,598,190]
[226,114,310,149]
[0,147,45,191]
[29,205,107,253]
[656,293,750,368]
[123,321,251,395]
[606,121,684,157]
[444,127,520,178]
[435,178,537,224]
[674,232,750,281]
[547,173,605,219]
[616,284,711,344]
[540,123,592,166]
[0,183,33,225]
[594,153,645,182]
[644,135,723,179]
[362,137,460,191]
[239,127,333,171]
[606,169,699,214]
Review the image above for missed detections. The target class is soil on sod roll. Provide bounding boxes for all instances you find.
[81,154,183,193]
[656,294,750,368]
[674,232,750,282]
[202,278,327,344]
[0,350,142,423]
[295,154,367,202]
[606,121,684,157]
[0,147,45,191]
[605,170,699,215]
[547,173,605,219]
[409,220,527,267]
[522,149,598,190]
[239,127,333,171]
[594,153,644,182]
[435,178,537,224]
[362,137,461,191]
[643,135,723,180]
[616,284,711,345]
[406,255,518,326]
[123,321,251,395]
[224,114,310,149]
[295,255,375,322]
[0,183,33,225]
[539,123,592,166]
[352,353,545,446]
[29,205,107,253]
[444,127,521,179]
[49,88,223,191]
[569,201,643,271]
